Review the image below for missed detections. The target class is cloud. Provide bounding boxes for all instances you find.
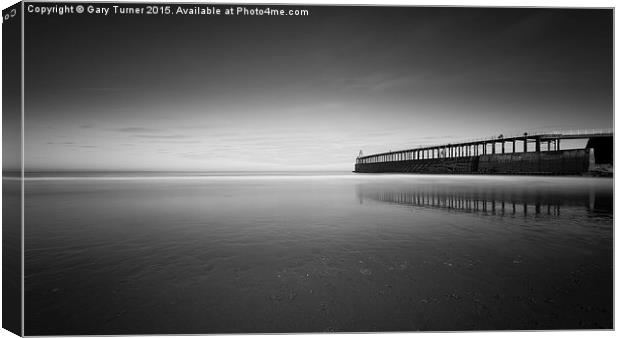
[141,140,201,144]
[131,134,188,139]
[45,141,98,149]
[46,141,76,145]
[175,124,220,130]
[116,127,163,133]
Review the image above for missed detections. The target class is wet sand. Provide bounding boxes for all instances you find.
[24,173,613,334]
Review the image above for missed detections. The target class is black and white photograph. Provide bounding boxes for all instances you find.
[1,0,615,336]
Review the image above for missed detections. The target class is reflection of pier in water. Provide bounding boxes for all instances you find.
[356,180,612,218]
[365,189,562,216]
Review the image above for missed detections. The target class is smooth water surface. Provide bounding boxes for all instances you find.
[24,173,613,334]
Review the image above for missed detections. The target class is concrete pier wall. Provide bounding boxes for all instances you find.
[585,136,613,164]
[354,149,594,175]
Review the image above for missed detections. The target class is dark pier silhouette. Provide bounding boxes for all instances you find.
[355,129,613,175]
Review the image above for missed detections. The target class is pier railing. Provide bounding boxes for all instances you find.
[404,128,614,153]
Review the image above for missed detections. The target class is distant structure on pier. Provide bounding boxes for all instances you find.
[355,129,613,176]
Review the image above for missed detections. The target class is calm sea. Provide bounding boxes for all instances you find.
[23,172,613,334]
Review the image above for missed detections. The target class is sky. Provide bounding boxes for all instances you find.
[23,5,613,171]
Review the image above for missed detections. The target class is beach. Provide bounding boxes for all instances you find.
[23,173,613,334]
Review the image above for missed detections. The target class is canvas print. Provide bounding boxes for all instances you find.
[2,2,614,335]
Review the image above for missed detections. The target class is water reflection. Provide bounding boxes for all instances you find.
[23,175,614,333]
[356,176,613,218]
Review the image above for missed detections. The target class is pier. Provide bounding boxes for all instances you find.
[355,129,613,175]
